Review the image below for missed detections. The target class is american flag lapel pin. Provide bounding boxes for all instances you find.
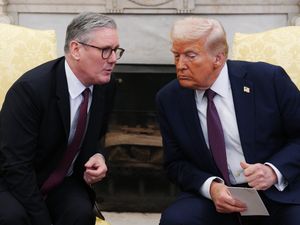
[243,86,250,93]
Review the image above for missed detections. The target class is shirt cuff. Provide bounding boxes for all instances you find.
[265,162,288,191]
[200,177,224,199]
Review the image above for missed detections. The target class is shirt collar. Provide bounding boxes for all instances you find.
[210,62,230,98]
[65,60,93,99]
[195,62,230,101]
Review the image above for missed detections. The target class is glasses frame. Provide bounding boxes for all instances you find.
[78,41,125,60]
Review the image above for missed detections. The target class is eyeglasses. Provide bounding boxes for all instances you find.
[78,41,125,60]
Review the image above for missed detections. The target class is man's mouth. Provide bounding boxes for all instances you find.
[178,74,190,80]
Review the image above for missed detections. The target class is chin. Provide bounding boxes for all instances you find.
[178,80,195,89]
[96,74,111,85]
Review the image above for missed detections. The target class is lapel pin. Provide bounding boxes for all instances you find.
[243,86,250,93]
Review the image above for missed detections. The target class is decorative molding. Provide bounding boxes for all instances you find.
[0,0,13,23]
[128,0,173,6]
[105,0,195,14]
[0,15,12,23]
[6,0,300,15]
[106,0,123,13]
[176,0,194,14]
[290,14,300,25]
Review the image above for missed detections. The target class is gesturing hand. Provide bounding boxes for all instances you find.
[83,153,107,185]
[240,161,277,190]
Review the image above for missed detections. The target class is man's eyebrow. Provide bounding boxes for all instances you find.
[91,43,120,49]
[170,49,197,54]
[170,49,180,54]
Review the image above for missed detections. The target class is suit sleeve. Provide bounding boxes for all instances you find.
[267,67,300,184]
[0,81,51,225]
[156,91,213,195]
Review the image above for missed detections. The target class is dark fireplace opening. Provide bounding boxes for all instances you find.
[95,63,179,212]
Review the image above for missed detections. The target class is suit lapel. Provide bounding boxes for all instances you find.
[178,86,213,161]
[85,84,105,139]
[55,58,70,137]
[227,61,256,163]
[179,88,203,141]
[54,58,106,147]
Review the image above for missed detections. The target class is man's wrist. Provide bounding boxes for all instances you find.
[200,177,224,199]
[265,162,288,191]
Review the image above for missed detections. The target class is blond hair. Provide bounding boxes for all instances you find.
[170,17,228,57]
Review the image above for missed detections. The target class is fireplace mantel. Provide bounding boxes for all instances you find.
[1,0,300,64]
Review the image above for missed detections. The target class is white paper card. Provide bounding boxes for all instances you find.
[228,187,269,216]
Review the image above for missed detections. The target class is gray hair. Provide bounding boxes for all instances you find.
[170,17,228,57]
[64,12,117,53]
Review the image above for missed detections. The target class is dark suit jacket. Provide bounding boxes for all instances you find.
[0,57,115,224]
[156,60,300,205]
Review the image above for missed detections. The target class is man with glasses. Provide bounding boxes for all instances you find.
[0,12,124,225]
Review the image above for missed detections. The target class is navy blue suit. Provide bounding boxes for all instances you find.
[156,60,300,225]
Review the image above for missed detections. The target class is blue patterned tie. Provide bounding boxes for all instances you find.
[41,88,90,195]
[205,89,230,185]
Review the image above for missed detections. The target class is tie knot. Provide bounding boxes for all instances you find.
[205,88,216,101]
[82,88,90,98]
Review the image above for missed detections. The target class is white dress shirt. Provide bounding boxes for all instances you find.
[195,63,286,199]
[65,60,93,175]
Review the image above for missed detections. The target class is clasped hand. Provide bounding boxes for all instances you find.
[83,153,107,185]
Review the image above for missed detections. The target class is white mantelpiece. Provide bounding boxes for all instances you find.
[3,0,300,64]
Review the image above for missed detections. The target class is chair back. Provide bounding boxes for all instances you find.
[232,26,300,89]
[0,23,57,108]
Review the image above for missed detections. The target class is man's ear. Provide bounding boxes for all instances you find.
[69,41,81,60]
[213,52,225,68]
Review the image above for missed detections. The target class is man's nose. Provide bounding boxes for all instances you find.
[176,55,187,69]
[107,51,117,63]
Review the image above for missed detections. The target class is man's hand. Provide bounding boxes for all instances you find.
[240,162,277,190]
[83,153,107,185]
[210,181,247,213]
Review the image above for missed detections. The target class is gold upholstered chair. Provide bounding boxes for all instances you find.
[0,23,57,108]
[96,217,111,225]
[231,26,300,89]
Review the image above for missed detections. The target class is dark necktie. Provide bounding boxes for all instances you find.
[41,88,90,195]
[205,89,230,185]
